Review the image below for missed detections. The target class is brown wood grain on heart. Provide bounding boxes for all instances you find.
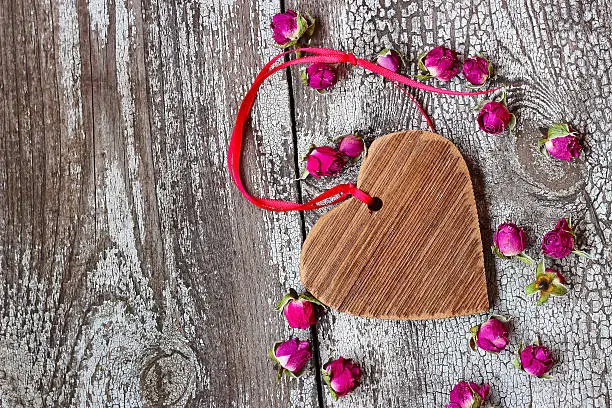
[300,131,489,320]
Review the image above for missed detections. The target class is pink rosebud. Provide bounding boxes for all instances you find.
[419,46,461,81]
[518,344,554,377]
[539,123,582,161]
[376,49,402,73]
[304,63,338,90]
[270,10,313,48]
[322,357,361,400]
[462,56,491,86]
[338,134,365,158]
[493,222,527,256]
[541,218,575,259]
[284,298,316,329]
[305,145,346,178]
[469,317,510,353]
[446,381,490,408]
[477,101,513,134]
[271,338,312,377]
[545,136,582,161]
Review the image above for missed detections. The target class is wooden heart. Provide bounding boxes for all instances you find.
[300,131,489,320]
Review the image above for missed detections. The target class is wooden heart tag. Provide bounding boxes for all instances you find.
[300,131,489,320]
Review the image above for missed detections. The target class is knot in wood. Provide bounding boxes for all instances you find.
[140,348,195,407]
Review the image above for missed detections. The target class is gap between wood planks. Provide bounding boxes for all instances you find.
[280,1,326,406]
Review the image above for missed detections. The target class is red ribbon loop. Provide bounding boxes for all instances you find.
[228,47,500,213]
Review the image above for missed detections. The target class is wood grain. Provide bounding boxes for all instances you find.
[1,0,612,407]
[301,131,488,319]
[0,0,316,407]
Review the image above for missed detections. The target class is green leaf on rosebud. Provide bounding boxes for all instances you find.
[527,260,568,305]
[507,114,517,132]
[275,290,299,311]
[417,52,427,72]
[525,282,538,296]
[300,68,309,86]
[298,292,326,307]
[321,368,338,401]
[547,123,572,139]
[512,355,522,369]
[535,259,546,277]
[572,249,594,259]
[491,245,509,259]
[515,252,534,265]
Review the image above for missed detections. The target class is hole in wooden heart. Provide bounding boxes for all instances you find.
[300,131,489,320]
[367,197,383,212]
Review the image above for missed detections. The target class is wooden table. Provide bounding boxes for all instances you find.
[1,0,610,406]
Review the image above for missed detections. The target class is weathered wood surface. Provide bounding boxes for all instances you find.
[0,0,315,406]
[0,0,610,407]
[289,0,612,407]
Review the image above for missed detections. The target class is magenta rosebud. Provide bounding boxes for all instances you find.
[303,63,338,91]
[462,56,491,86]
[376,48,402,73]
[276,290,323,329]
[338,134,365,158]
[492,222,532,264]
[283,299,316,329]
[539,124,582,161]
[270,338,312,377]
[469,317,510,353]
[322,357,361,400]
[545,136,582,161]
[418,46,460,81]
[477,101,513,134]
[518,344,554,377]
[270,10,313,48]
[493,223,527,256]
[446,381,490,408]
[305,145,346,178]
[541,218,575,259]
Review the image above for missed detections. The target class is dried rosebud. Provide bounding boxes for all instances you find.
[302,63,338,91]
[462,56,491,86]
[541,218,575,259]
[492,222,532,264]
[376,48,402,73]
[269,338,312,378]
[338,134,365,158]
[525,260,568,305]
[270,10,314,48]
[304,145,346,178]
[275,290,323,329]
[477,101,515,134]
[322,357,361,400]
[538,123,582,161]
[446,381,490,408]
[514,339,554,378]
[418,46,461,81]
[469,317,510,353]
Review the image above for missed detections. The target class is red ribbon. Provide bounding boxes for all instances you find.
[228,47,499,212]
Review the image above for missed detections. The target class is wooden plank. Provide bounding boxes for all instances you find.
[0,0,317,406]
[287,0,612,406]
[301,131,489,320]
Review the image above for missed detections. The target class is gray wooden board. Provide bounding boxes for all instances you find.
[0,0,315,406]
[1,0,611,407]
[287,0,612,406]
